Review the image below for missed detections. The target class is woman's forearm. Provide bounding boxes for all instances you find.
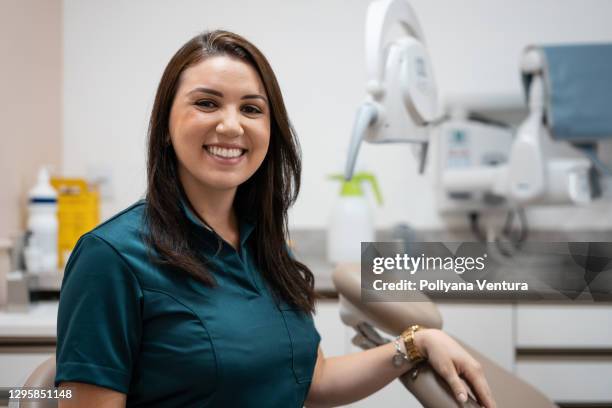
[305,342,416,407]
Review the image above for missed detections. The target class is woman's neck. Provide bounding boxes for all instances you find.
[179,170,240,249]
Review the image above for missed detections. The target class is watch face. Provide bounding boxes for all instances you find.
[393,353,405,368]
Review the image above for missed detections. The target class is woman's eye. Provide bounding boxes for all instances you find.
[242,105,263,115]
[195,100,217,109]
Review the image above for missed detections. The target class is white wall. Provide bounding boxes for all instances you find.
[63,0,612,229]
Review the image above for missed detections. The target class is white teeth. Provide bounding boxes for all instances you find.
[205,146,244,158]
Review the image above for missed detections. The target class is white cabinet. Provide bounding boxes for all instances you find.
[516,357,612,403]
[314,300,350,358]
[516,304,612,348]
[515,303,612,404]
[437,302,514,371]
[0,302,57,403]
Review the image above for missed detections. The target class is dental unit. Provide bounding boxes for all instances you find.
[335,0,612,406]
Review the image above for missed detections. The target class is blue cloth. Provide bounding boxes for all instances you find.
[55,200,320,407]
[522,43,612,141]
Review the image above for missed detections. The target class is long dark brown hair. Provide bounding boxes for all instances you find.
[144,30,315,313]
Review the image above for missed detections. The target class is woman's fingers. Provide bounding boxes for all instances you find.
[462,361,496,408]
[437,363,469,403]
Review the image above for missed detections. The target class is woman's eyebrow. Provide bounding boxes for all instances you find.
[241,94,268,104]
[188,87,222,97]
[188,87,267,103]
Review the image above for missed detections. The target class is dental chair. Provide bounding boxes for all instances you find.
[333,263,557,408]
[9,356,57,408]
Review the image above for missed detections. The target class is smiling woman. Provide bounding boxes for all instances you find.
[54,30,320,408]
[53,30,496,408]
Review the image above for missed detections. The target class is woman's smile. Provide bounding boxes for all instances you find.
[203,143,248,165]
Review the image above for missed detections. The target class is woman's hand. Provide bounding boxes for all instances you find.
[414,328,496,408]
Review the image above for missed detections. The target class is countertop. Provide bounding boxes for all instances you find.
[0,301,57,340]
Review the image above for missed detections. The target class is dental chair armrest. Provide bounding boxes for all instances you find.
[399,363,481,408]
[332,263,443,335]
[401,336,557,408]
[457,339,558,408]
[398,336,556,408]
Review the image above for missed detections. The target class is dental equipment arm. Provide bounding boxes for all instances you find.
[345,104,378,182]
[345,0,439,180]
[442,47,596,207]
[505,48,592,205]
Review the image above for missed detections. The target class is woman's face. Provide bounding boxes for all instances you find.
[169,55,270,195]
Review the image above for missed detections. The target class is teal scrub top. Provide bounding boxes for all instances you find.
[55,200,320,407]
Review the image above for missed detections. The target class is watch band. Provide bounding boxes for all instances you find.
[400,325,426,363]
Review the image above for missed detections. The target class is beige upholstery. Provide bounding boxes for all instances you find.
[333,263,443,333]
[333,263,558,408]
[13,357,57,408]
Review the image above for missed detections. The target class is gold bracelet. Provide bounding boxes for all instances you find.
[400,325,426,363]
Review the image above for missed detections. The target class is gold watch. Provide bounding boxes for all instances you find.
[400,325,425,363]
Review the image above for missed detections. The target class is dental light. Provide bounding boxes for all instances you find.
[344,0,439,180]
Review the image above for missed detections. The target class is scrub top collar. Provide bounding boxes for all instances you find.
[179,196,256,250]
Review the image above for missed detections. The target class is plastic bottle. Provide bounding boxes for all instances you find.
[327,172,383,263]
[24,167,58,273]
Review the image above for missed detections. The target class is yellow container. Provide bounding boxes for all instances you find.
[50,178,100,268]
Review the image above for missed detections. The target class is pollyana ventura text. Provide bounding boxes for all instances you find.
[372,279,529,292]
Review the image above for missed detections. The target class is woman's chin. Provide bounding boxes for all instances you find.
[194,175,245,192]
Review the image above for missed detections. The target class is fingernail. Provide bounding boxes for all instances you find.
[457,393,467,402]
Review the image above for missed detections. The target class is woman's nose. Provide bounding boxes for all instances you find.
[216,109,244,138]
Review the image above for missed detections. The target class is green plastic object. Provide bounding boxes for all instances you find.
[329,172,383,205]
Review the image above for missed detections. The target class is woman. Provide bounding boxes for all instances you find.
[55,30,495,407]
